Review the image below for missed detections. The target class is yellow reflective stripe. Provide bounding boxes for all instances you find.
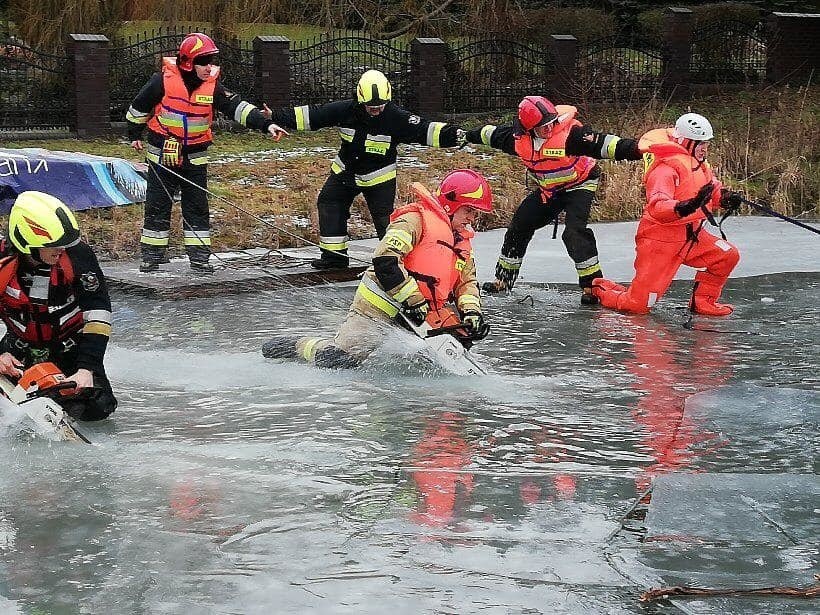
[83,322,111,336]
[145,151,160,164]
[383,228,413,251]
[603,135,620,159]
[294,106,308,131]
[480,125,496,146]
[140,236,169,246]
[126,108,149,124]
[541,148,566,157]
[340,130,355,143]
[458,294,480,310]
[577,263,602,277]
[319,241,347,252]
[188,152,209,165]
[565,178,599,193]
[427,121,445,147]
[331,158,345,174]
[535,169,578,186]
[301,337,321,361]
[356,281,400,317]
[498,259,521,271]
[392,278,420,303]
[237,101,255,125]
[183,236,212,246]
[355,168,396,187]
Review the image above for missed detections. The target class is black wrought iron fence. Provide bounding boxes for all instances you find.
[0,39,72,131]
[110,29,256,122]
[576,34,665,104]
[443,38,557,113]
[690,20,766,84]
[290,33,411,105]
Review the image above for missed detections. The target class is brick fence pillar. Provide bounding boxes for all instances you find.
[547,35,578,100]
[67,34,110,137]
[766,12,820,85]
[410,38,447,114]
[662,7,693,89]
[254,35,291,108]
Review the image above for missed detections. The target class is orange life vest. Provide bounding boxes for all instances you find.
[638,128,717,238]
[147,57,219,147]
[513,105,596,197]
[0,247,81,344]
[390,192,474,310]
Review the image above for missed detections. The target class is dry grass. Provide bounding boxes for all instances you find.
[3,85,817,260]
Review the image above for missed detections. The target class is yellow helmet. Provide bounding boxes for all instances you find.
[8,191,80,254]
[357,69,392,105]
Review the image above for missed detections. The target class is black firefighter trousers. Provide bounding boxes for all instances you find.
[497,187,603,289]
[142,161,211,265]
[315,172,396,264]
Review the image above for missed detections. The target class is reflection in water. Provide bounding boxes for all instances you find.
[594,313,730,491]
[0,274,816,613]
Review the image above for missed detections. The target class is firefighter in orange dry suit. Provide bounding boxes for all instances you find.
[592,113,743,315]
[261,169,493,368]
[464,95,643,304]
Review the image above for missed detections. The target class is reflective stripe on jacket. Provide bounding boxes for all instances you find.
[513,106,596,197]
[147,57,218,147]
[0,251,83,343]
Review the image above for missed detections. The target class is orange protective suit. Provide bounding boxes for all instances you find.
[592,129,740,315]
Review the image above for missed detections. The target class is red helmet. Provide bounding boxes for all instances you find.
[178,33,219,71]
[436,169,493,215]
[517,96,558,132]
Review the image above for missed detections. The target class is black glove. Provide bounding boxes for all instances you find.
[402,298,429,326]
[674,183,714,218]
[461,311,490,341]
[720,188,742,213]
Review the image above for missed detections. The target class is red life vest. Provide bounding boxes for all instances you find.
[147,57,219,147]
[513,105,596,197]
[0,248,81,344]
[638,128,717,239]
[390,191,474,310]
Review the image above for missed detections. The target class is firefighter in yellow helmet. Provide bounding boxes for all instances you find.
[266,69,467,269]
[0,192,117,421]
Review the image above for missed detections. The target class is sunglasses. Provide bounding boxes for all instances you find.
[193,54,218,66]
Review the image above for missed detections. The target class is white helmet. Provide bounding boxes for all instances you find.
[674,113,714,141]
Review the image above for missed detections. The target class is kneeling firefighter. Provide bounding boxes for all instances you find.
[592,113,742,315]
[262,169,493,368]
[0,192,117,420]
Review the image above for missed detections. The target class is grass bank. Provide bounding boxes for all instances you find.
[3,85,817,261]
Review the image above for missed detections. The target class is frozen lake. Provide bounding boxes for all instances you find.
[0,216,818,614]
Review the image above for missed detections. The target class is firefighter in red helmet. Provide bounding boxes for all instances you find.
[126,33,288,274]
[464,95,643,304]
[261,170,493,367]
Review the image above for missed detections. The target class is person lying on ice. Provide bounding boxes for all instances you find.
[261,169,494,368]
[592,113,742,316]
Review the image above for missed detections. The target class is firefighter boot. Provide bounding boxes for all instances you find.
[581,287,599,305]
[692,281,733,316]
[261,336,300,359]
[311,248,349,270]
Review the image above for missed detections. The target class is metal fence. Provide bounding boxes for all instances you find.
[690,20,767,84]
[443,39,557,113]
[0,38,73,131]
[109,29,255,122]
[576,34,666,103]
[290,33,411,106]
